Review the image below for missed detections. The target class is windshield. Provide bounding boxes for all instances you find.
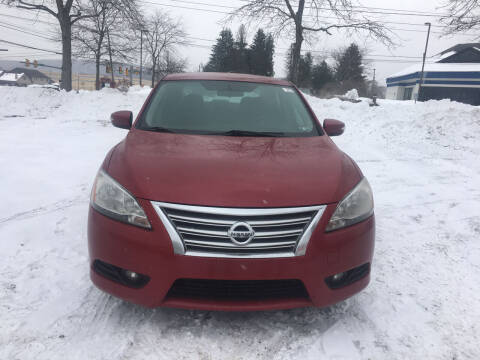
[136,80,321,137]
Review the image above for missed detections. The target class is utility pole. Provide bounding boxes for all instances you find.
[372,68,376,96]
[417,22,432,103]
[107,28,115,86]
[139,29,148,87]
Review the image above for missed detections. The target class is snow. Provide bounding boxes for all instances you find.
[434,50,457,61]
[343,88,359,100]
[387,62,480,79]
[0,72,23,82]
[1,87,480,359]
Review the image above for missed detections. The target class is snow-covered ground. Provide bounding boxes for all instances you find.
[1,86,479,359]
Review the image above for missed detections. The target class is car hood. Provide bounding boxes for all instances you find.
[107,129,362,207]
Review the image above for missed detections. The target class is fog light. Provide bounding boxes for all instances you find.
[123,270,139,281]
[332,272,346,282]
[93,260,150,289]
[325,263,371,290]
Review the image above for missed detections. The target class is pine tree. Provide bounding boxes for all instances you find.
[312,61,334,92]
[265,34,275,76]
[204,29,235,72]
[334,43,366,90]
[249,29,275,76]
[298,52,313,88]
[232,25,249,74]
[285,44,294,82]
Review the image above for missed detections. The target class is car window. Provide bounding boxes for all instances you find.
[136,80,321,137]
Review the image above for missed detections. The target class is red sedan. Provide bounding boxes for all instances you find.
[88,72,375,311]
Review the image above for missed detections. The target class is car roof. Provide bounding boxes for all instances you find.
[163,72,292,86]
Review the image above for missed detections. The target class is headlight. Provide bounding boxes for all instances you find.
[326,177,374,232]
[91,170,151,229]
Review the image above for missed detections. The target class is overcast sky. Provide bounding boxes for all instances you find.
[0,0,478,83]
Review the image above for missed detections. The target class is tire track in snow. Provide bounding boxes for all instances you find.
[0,196,88,227]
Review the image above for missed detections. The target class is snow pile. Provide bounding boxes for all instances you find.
[1,87,479,359]
[306,95,480,158]
[343,88,359,100]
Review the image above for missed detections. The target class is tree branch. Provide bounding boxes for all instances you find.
[440,0,480,35]
[284,0,296,19]
[17,0,57,16]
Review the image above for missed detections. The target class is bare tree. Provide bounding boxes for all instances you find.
[3,0,97,91]
[161,51,187,74]
[441,0,480,34]
[228,0,393,84]
[144,11,185,87]
[72,0,139,90]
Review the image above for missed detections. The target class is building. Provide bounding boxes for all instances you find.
[0,67,53,87]
[386,43,480,105]
[0,71,28,86]
[10,67,53,85]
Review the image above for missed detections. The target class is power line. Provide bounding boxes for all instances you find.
[0,21,57,41]
[0,53,58,58]
[180,34,427,59]
[155,0,451,18]
[344,4,444,16]
[0,10,56,25]
[3,2,473,35]
[137,0,479,37]
[1,1,474,65]
[142,0,446,19]
[0,39,61,54]
[140,0,229,14]
[241,0,454,18]
[0,11,453,59]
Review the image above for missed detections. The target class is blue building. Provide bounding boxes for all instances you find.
[386,43,480,105]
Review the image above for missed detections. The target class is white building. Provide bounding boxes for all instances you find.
[0,72,27,86]
[0,68,53,87]
[386,43,480,106]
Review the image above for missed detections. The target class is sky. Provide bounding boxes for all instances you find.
[0,0,478,83]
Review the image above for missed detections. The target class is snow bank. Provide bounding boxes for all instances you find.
[1,87,479,359]
[343,88,359,100]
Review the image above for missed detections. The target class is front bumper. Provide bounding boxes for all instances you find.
[88,199,375,311]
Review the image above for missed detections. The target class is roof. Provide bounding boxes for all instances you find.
[388,43,480,82]
[163,72,291,86]
[9,67,52,81]
[0,72,24,82]
[439,43,480,55]
[387,62,480,80]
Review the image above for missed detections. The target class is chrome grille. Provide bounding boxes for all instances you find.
[151,202,326,258]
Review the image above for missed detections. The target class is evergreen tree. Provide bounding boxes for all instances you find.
[297,52,313,88]
[249,29,275,76]
[232,25,250,74]
[285,44,294,82]
[311,60,334,92]
[264,34,275,76]
[334,43,366,94]
[204,29,235,72]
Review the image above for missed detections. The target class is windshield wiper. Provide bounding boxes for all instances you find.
[211,130,286,137]
[141,127,285,137]
[141,126,178,133]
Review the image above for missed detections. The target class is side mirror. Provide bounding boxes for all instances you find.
[111,111,133,129]
[323,119,345,136]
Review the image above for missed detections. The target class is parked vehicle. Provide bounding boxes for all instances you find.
[88,72,375,311]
